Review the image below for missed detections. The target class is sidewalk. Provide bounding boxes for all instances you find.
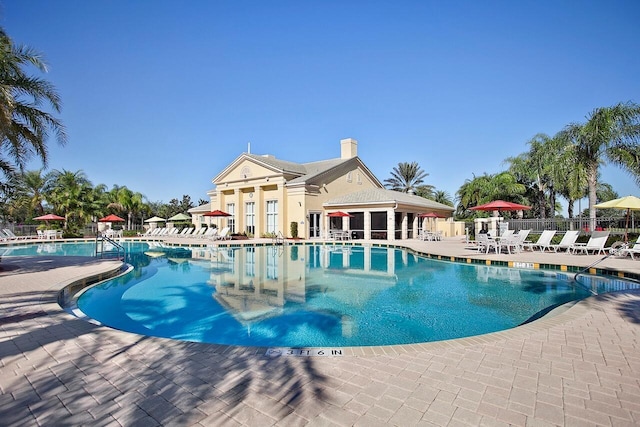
[0,241,639,426]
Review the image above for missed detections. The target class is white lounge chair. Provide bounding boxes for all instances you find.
[498,229,530,254]
[570,231,610,255]
[548,230,580,252]
[213,227,231,241]
[177,228,194,238]
[618,236,640,259]
[2,229,32,240]
[522,230,557,252]
[201,228,218,239]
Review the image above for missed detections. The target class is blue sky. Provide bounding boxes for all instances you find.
[3,1,639,213]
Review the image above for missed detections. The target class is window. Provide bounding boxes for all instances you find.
[266,200,278,234]
[357,172,362,184]
[245,202,255,235]
[226,203,235,233]
[346,171,352,183]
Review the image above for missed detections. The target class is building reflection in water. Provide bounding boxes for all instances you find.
[191,245,413,337]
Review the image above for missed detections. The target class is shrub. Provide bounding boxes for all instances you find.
[290,221,298,238]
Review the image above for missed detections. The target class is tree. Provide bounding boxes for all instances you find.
[456,172,527,218]
[384,162,430,194]
[46,169,93,233]
[506,134,565,219]
[0,28,65,180]
[106,185,145,229]
[559,102,640,228]
[18,169,51,218]
[432,190,453,207]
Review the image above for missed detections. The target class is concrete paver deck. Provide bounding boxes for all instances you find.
[1,239,639,426]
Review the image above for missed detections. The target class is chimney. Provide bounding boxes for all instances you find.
[340,138,358,159]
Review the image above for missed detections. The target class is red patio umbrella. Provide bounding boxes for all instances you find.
[203,210,232,217]
[33,213,65,221]
[418,212,443,232]
[327,211,354,217]
[98,214,125,222]
[203,210,231,228]
[470,200,531,213]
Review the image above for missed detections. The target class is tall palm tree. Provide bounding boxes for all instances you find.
[106,185,145,229]
[384,161,429,194]
[0,28,65,178]
[559,102,640,228]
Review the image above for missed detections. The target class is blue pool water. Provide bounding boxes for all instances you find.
[62,242,592,347]
[3,241,606,347]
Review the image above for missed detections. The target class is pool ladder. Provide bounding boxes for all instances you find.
[95,234,125,260]
[272,231,286,245]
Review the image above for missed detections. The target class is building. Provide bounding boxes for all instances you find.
[189,138,460,240]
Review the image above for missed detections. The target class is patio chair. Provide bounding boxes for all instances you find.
[548,230,580,252]
[202,227,218,239]
[177,228,194,238]
[2,229,31,240]
[476,233,498,253]
[522,230,556,252]
[570,231,610,255]
[213,227,231,241]
[498,229,530,254]
[618,236,640,260]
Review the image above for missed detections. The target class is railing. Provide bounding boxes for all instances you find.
[95,234,125,259]
[494,216,636,235]
[272,231,285,245]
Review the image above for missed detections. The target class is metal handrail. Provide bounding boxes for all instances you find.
[95,233,125,259]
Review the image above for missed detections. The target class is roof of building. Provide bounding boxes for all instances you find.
[324,188,455,211]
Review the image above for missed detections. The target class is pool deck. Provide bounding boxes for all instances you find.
[1,238,639,426]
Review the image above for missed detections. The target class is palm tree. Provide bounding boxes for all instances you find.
[432,190,453,207]
[506,133,565,219]
[19,169,51,217]
[559,102,640,229]
[456,172,526,218]
[384,162,430,194]
[46,169,92,233]
[0,28,65,179]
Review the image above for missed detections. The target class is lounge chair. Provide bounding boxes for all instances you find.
[618,236,640,259]
[548,230,581,252]
[177,228,194,238]
[497,229,530,254]
[2,229,32,240]
[213,227,231,241]
[201,228,218,239]
[570,231,610,255]
[522,230,556,252]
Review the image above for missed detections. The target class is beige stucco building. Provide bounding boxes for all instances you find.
[189,138,461,240]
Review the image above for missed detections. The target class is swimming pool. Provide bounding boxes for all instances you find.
[34,241,593,348]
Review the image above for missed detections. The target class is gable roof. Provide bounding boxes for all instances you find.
[324,188,455,211]
[213,152,383,188]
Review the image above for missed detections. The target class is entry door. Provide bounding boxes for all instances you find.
[309,212,321,238]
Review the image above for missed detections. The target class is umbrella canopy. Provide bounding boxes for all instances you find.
[594,195,640,210]
[327,211,354,217]
[470,200,531,212]
[203,210,231,217]
[418,212,443,218]
[144,216,166,223]
[99,214,125,222]
[33,213,65,221]
[594,195,640,242]
[168,213,191,222]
